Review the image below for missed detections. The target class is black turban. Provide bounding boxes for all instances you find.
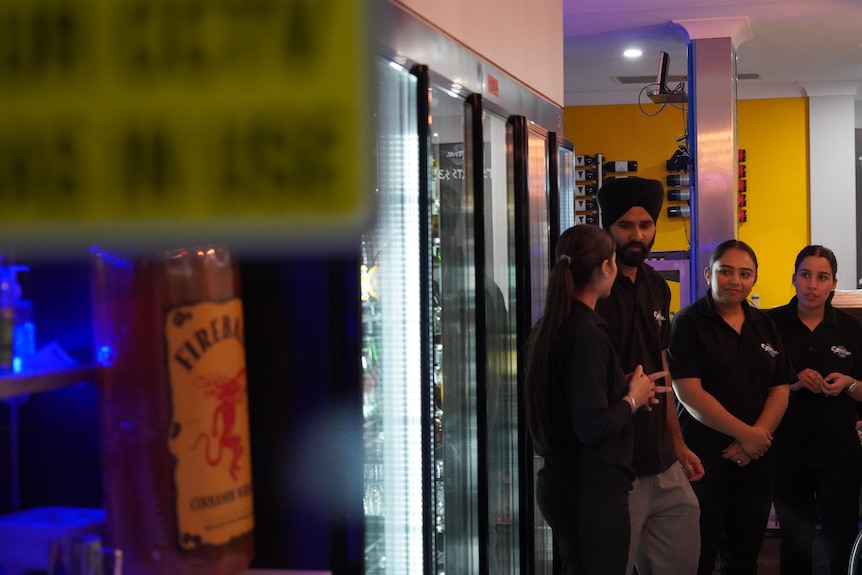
[596,177,664,229]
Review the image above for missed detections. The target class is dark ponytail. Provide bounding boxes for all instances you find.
[524,225,615,456]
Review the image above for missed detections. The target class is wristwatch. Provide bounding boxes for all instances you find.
[847,380,858,395]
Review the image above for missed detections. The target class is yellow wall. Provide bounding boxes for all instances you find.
[737,98,809,308]
[564,97,809,309]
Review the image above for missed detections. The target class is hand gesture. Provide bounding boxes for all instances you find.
[722,439,750,467]
[797,368,825,393]
[677,446,705,481]
[736,426,773,462]
[821,372,851,396]
[626,365,656,411]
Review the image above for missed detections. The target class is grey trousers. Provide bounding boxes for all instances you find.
[626,462,701,575]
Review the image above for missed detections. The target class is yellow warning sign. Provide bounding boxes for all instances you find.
[0,0,372,254]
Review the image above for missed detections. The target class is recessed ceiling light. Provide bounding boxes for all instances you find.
[624,48,643,58]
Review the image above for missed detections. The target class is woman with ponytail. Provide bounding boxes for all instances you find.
[524,225,662,575]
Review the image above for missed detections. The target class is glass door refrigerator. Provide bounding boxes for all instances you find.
[510,117,556,575]
[361,57,426,575]
[363,58,482,575]
[476,100,522,575]
[363,56,533,575]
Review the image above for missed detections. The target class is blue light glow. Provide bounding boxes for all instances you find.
[96,345,115,367]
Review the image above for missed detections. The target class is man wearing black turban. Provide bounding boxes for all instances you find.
[595,176,704,575]
[597,177,664,266]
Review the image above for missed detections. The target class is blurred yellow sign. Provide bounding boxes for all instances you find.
[0,0,371,254]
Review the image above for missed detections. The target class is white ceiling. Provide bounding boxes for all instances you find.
[563,0,862,106]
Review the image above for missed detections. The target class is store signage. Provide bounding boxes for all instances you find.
[0,0,372,254]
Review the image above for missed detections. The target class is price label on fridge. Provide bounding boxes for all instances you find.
[0,0,373,254]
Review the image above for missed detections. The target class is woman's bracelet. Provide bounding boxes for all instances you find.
[624,394,637,414]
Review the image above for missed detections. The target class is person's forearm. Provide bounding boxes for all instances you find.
[665,393,686,446]
[662,353,685,446]
[753,385,790,433]
[673,378,750,440]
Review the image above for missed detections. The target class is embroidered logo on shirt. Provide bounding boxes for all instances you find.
[761,342,779,357]
[831,345,853,359]
[653,310,666,326]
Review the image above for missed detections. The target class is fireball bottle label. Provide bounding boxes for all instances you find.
[166,298,254,550]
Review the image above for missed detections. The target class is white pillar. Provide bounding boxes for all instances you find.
[804,82,860,289]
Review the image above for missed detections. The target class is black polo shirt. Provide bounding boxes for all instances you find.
[767,298,862,469]
[595,262,677,476]
[544,300,634,482]
[667,293,795,480]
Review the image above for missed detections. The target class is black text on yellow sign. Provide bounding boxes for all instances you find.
[0,0,372,252]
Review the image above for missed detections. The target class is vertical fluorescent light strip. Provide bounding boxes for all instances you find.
[400,131,424,573]
[488,115,511,308]
[379,73,423,573]
[529,131,550,324]
[558,148,575,230]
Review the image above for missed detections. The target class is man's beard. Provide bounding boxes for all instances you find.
[616,239,654,267]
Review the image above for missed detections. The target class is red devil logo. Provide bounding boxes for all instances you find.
[191,368,246,480]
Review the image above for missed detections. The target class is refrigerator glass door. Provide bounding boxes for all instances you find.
[362,58,423,574]
[481,109,520,574]
[527,124,553,575]
[363,61,482,575]
[432,81,479,575]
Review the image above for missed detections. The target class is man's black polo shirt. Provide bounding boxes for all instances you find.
[595,262,676,476]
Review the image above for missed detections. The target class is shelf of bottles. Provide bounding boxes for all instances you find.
[574,153,600,225]
[0,262,97,401]
[0,365,97,401]
[574,153,640,225]
[430,158,446,570]
[361,230,384,574]
[666,147,691,219]
[665,147,745,221]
